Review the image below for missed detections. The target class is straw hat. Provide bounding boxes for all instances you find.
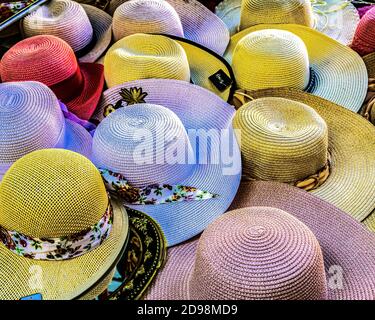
[215,0,359,45]
[363,53,375,124]
[103,33,235,102]
[91,79,241,246]
[22,0,112,63]
[0,81,92,180]
[0,149,129,300]
[350,6,375,56]
[232,88,375,222]
[0,35,104,120]
[146,181,375,300]
[108,0,229,55]
[225,26,368,112]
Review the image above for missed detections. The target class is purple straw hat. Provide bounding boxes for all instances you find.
[145,181,375,300]
[0,81,92,180]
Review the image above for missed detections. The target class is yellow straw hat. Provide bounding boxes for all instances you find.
[232,88,375,222]
[104,33,235,102]
[225,25,368,112]
[362,53,375,125]
[215,0,359,45]
[0,149,129,300]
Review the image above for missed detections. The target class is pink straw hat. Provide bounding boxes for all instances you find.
[145,181,375,300]
[350,6,375,56]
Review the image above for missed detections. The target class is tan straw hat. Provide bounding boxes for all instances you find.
[225,25,368,112]
[232,88,375,222]
[215,0,359,45]
[362,53,375,125]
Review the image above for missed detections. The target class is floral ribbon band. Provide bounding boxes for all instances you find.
[99,168,219,205]
[362,78,375,125]
[0,202,113,261]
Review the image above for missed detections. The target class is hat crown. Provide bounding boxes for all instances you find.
[22,0,94,52]
[189,207,327,300]
[1,35,78,86]
[0,149,108,238]
[240,0,314,30]
[233,97,328,182]
[113,0,184,41]
[351,7,375,56]
[92,103,195,188]
[104,34,190,88]
[0,81,65,166]
[232,30,310,92]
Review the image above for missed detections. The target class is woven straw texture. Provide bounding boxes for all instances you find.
[350,6,375,56]
[237,88,375,222]
[145,181,375,300]
[104,34,190,89]
[78,268,116,300]
[108,0,229,55]
[364,53,375,77]
[0,81,92,179]
[0,149,128,300]
[1,35,105,120]
[92,79,241,246]
[215,0,359,45]
[225,25,368,112]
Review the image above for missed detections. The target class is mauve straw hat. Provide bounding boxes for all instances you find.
[91,79,241,246]
[362,53,375,124]
[225,27,368,112]
[350,6,375,56]
[215,0,359,45]
[0,149,129,300]
[232,88,375,222]
[22,0,112,63]
[0,81,92,180]
[103,33,235,102]
[145,181,375,300]
[108,0,229,55]
[0,35,104,120]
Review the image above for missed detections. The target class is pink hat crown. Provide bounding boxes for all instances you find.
[351,7,375,56]
[189,207,328,300]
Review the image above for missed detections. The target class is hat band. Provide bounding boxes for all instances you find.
[99,168,218,204]
[75,32,97,59]
[362,78,375,124]
[50,66,84,103]
[0,201,113,261]
[59,101,96,134]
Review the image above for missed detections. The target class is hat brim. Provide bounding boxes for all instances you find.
[66,62,104,121]
[92,79,242,246]
[0,199,129,300]
[107,0,229,55]
[144,181,375,300]
[224,24,368,112]
[241,87,375,221]
[215,0,359,45]
[364,53,375,78]
[80,4,112,63]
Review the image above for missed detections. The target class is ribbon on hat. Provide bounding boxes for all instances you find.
[0,201,113,261]
[362,78,375,124]
[59,101,96,135]
[311,0,350,32]
[99,168,219,205]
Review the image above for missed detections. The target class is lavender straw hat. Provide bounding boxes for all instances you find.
[108,0,229,55]
[91,79,241,246]
[0,81,92,180]
[145,181,375,300]
[22,0,112,63]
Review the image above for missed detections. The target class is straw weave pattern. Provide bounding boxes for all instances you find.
[350,7,375,56]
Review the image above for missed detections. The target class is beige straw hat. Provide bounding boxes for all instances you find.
[362,53,375,125]
[215,0,359,45]
[232,88,375,222]
[225,25,368,112]
[108,0,229,55]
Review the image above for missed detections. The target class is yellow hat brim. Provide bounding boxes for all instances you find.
[0,200,129,300]
[225,24,368,112]
[243,87,375,222]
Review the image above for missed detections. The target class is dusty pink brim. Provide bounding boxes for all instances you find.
[144,181,375,300]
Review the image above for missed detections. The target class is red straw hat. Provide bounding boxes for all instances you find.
[0,35,104,120]
[350,6,375,56]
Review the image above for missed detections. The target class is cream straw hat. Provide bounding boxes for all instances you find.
[215,0,359,45]
[232,88,375,222]
[225,26,368,112]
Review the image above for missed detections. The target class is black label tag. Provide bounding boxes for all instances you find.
[209,69,233,92]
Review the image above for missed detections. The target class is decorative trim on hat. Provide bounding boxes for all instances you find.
[362,78,375,124]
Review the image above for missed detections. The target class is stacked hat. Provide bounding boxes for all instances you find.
[350,6,375,56]
[0,35,104,120]
[215,0,359,45]
[0,81,92,180]
[225,26,368,112]
[22,0,112,63]
[362,53,375,124]
[108,0,229,55]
